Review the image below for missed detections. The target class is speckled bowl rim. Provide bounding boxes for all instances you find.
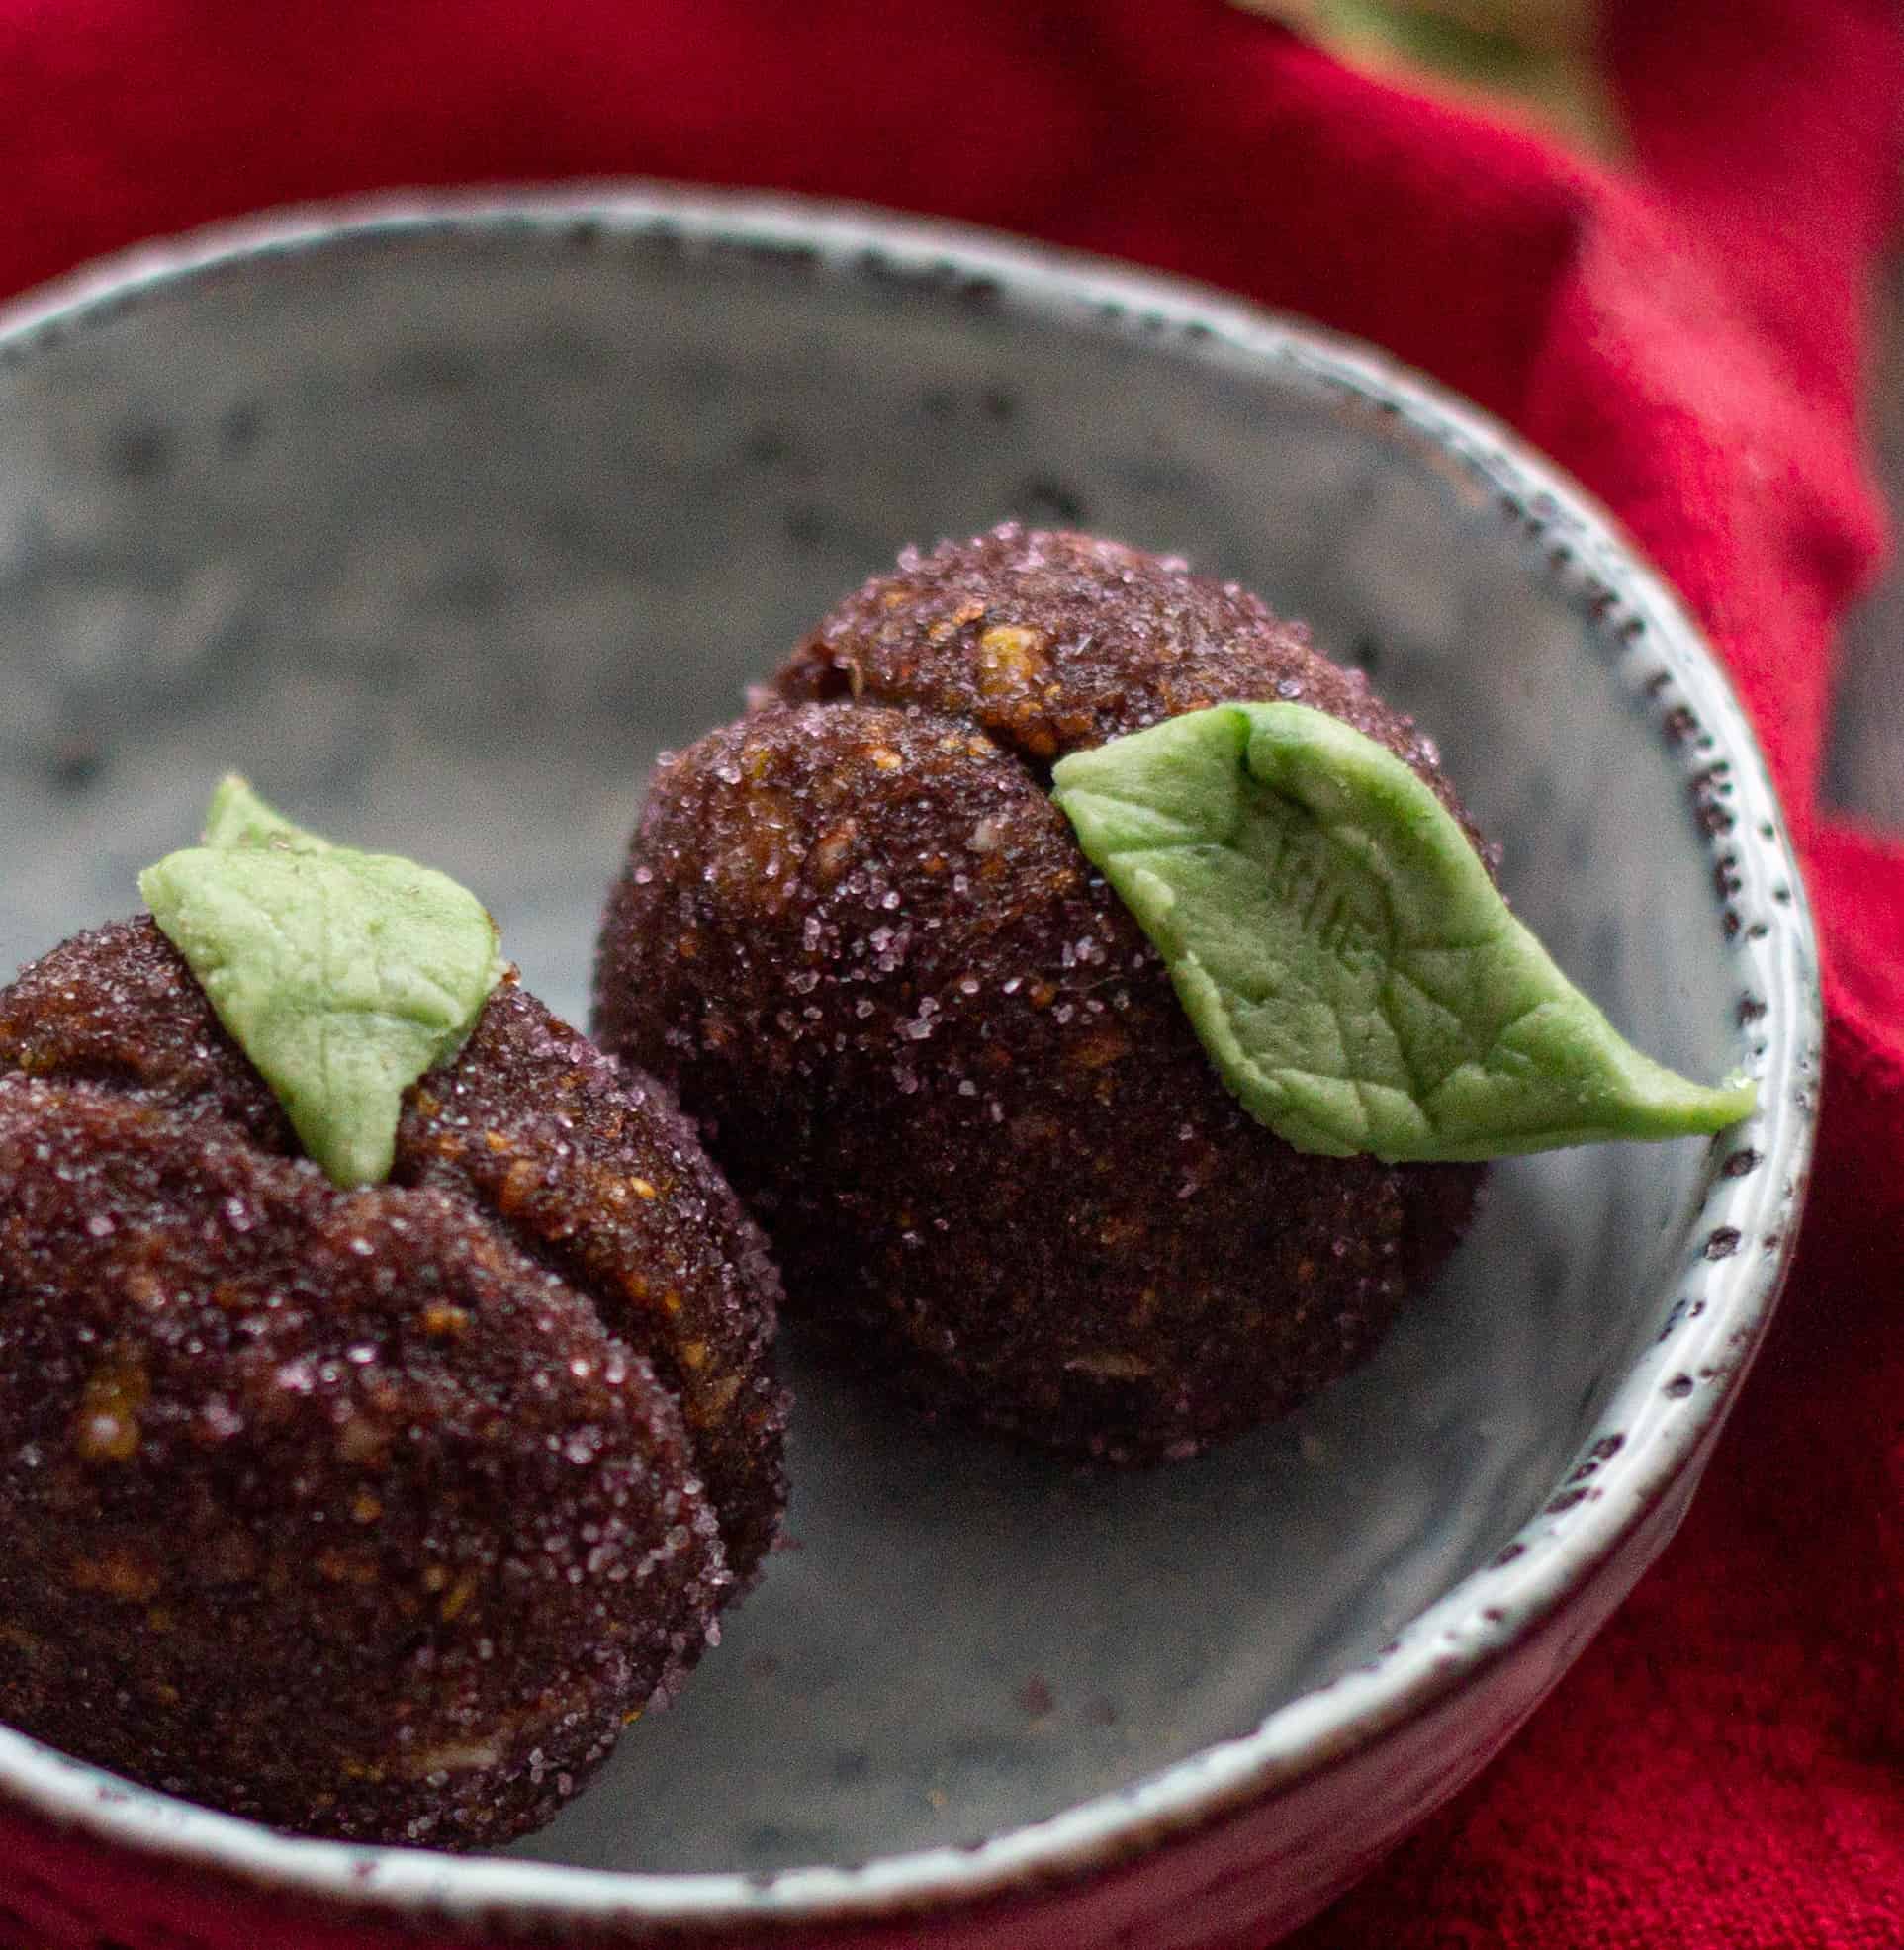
[0,186,1820,1936]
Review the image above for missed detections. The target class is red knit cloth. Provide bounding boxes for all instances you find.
[3,3,1902,1943]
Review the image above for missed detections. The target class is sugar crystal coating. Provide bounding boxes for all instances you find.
[0,918,786,1845]
[594,527,1484,1460]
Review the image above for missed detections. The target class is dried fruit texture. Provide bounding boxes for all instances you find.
[779,527,1467,796]
[595,526,1483,1460]
[0,919,786,1846]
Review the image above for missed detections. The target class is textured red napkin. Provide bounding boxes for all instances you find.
[3,1,1902,1943]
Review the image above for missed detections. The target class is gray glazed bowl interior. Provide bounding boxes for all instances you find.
[0,193,1812,1922]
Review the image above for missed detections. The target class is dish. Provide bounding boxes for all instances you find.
[0,189,1816,1949]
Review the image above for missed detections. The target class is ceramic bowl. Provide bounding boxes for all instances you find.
[0,190,1816,1950]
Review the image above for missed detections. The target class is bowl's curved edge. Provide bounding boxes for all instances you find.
[0,184,1821,1947]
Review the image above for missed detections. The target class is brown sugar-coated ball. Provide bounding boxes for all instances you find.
[594,526,1485,1462]
[0,918,785,1847]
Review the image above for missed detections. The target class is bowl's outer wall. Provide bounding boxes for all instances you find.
[0,193,1815,1950]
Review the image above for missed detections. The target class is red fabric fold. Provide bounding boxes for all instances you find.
[1,1,1901,1942]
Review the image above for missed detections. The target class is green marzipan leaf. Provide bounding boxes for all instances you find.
[1049,704,1757,1162]
[140,776,505,1189]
